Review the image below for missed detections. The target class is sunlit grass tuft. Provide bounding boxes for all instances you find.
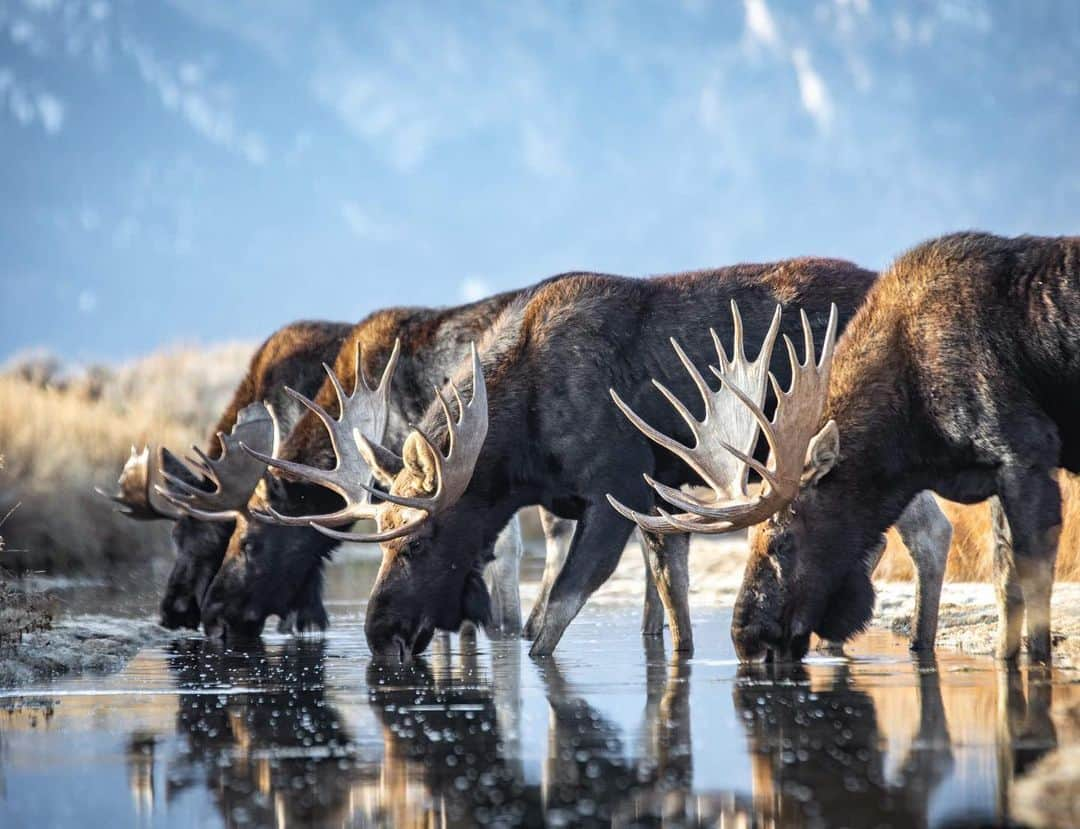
[0,343,251,572]
[875,473,1080,582]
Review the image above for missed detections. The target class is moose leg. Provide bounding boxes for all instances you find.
[639,530,694,653]
[523,509,575,640]
[996,467,1061,664]
[895,491,952,651]
[295,568,330,635]
[990,496,1025,662]
[639,533,666,636]
[529,503,635,657]
[485,514,524,636]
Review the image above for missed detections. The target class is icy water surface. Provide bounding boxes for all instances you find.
[2,562,1079,827]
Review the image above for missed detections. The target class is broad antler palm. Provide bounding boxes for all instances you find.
[608,302,838,534]
[240,339,400,527]
[95,445,184,521]
[246,343,488,544]
[152,402,280,522]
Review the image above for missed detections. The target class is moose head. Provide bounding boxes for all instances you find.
[608,302,840,662]
[245,344,492,664]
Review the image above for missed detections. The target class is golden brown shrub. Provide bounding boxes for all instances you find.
[0,364,233,572]
[875,472,1080,582]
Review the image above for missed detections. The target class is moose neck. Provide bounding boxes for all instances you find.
[814,287,943,548]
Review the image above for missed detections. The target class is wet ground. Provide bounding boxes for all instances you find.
[2,558,1079,828]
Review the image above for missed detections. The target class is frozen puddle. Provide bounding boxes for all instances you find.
[2,603,1079,828]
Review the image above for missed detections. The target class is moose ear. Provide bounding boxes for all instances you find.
[401,432,440,493]
[802,419,839,486]
[356,437,404,487]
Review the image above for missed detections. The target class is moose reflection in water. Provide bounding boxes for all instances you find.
[368,636,699,827]
[153,639,368,826]
[109,635,1066,828]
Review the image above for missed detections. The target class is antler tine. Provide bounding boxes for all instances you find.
[434,385,457,458]
[608,301,842,535]
[710,327,731,372]
[731,299,746,363]
[95,444,184,521]
[605,493,704,534]
[800,309,815,367]
[640,303,839,534]
[324,360,351,419]
[241,344,403,527]
[303,342,489,540]
[354,342,370,394]
[377,338,402,394]
[610,389,694,464]
[819,303,839,370]
[309,517,424,544]
[154,403,277,521]
[670,338,713,417]
[448,381,466,422]
[652,378,701,436]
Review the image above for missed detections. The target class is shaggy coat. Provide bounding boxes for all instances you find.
[734,232,1080,663]
[199,291,526,638]
[160,320,352,629]
[358,260,879,659]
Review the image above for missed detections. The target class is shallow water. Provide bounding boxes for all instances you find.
[2,560,1078,828]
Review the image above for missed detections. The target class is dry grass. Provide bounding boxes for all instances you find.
[0,342,251,572]
[3,339,1080,582]
[875,472,1080,582]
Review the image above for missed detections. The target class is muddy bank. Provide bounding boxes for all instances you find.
[6,532,1080,688]
[877,582,1080,666]
[586,535,1080,665]
[0,615,180,687]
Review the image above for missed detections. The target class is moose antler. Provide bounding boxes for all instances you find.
[250,343,488,544]
[153,402,279,522]
[608,303,838,534]
[241,339,402,527]
[95,445,184,521]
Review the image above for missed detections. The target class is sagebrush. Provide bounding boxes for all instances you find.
[875,472,1080,582]
[0,343,251,572]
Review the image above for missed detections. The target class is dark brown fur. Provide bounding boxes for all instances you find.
[360,259,878,659]
[735,233,1080,663]
[199,291,528,638]
[160,320,351,630]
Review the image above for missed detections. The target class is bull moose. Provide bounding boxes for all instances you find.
[665,232,1076,664]
[251,260,953,660]
[99,320,353,632]
[151,289,671,641]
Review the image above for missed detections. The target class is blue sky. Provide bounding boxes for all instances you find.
[2,0,1079,362]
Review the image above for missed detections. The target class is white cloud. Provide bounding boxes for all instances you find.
[521,122,569,178]
[313,67,436,171]
[743,0,779,48]
[125,41,268,164]
[340,201,400,242]
[698,85,722,131]
[791,47,833,131]
[9,83,34,124]
[36,92,64,133]
[77,290,97,314]
[460,277,491,302]
[0,67,64,134]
